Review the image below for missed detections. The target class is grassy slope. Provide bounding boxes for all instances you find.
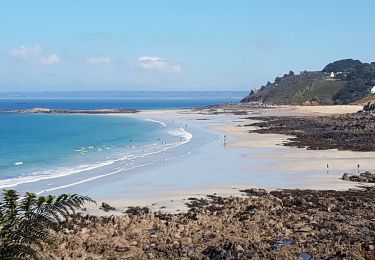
[243,59,375,105]
[351,94,375,105]
[248,74,345,105]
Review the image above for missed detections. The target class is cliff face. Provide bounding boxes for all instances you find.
[241,59,375,105]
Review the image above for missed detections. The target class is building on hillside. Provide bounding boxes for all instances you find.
[330,72,335,78]
[371,86,375,94]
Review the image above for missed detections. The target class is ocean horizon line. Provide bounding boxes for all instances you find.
[0,97,243,100]
[0,90,248,100]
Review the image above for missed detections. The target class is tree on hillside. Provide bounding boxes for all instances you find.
[288,71,295,76]
[322,59,362,73]
[0,190,94,259]
[333,79,370,104]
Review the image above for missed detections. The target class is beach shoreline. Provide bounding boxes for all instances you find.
[6,104,375,258]
[4,104,374,215]
[76,104,374,214]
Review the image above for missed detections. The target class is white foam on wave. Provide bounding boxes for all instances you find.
[36,130,194,194]
[37,150,192,195]
[168,127,193,144]
[0,153,143,189]
[0,122,194,190]
[36,162,155,195]
[0,160,115,189]
[144,118,167,127]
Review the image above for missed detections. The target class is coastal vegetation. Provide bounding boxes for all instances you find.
[0,190,93,259]
[241,59,375,105]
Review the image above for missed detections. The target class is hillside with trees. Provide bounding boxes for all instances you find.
[241,59,375,105]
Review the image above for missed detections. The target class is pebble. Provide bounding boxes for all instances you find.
[236,245,244,251]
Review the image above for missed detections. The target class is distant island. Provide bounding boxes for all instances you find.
[241,59,375,105]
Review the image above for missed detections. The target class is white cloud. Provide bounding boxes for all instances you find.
[138,56,181,74]
[9,44,42,59]
[38,54,60,65]
[8,44,60,65]
[86,56,112,65]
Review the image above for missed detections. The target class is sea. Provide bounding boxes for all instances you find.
[0,92,245,194]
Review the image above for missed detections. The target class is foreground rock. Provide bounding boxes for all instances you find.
[342,171,375,183]
[41,187,375,259]
[99,202,117,212]
[246,113,375,151]
[363,102,375,113]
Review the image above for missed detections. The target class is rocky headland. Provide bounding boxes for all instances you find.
[240,59,375,106]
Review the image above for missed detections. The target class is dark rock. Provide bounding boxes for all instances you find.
[41,186,375,259]
[125,206,149,215]
[363,102,375,113]
[246,113,375,151]
[99,202,116,212]
[341,171,375,183]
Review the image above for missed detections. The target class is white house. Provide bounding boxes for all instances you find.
[330,72,335,78]
[371,86,375,94]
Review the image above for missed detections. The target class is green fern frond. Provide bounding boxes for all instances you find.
[0,189,95,259]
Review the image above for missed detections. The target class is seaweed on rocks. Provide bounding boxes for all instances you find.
[41,187,375,259]
[246,113,375,151]
[342,171,375,183]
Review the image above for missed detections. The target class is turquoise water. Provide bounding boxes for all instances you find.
[0,114,163,171]
[0,97,242,111]
[0,97,237,191]
[0,112,185,189]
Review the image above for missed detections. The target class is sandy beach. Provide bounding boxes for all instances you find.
[47,104,372,215]
[10,104,372,215]
[40,104,375,259]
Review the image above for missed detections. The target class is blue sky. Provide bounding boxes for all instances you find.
[0,1,374,91]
